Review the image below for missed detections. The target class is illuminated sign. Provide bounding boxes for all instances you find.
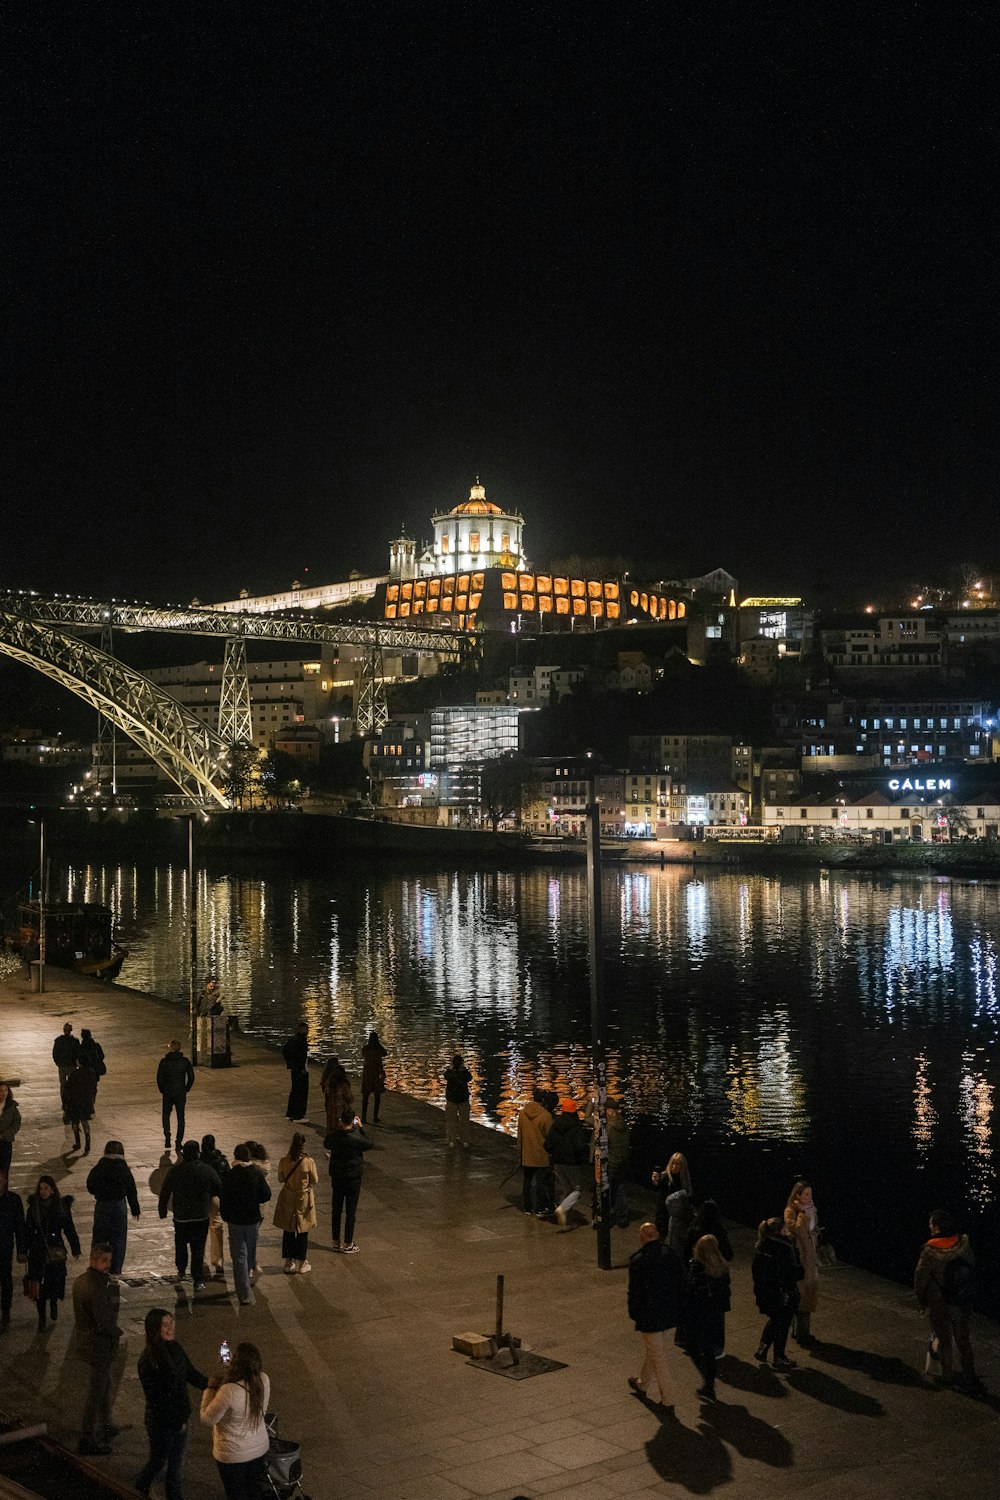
[888,777,952,792]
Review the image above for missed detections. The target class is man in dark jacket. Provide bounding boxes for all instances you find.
[0,1169,27,1328]
[156,1041,194,1150]
[626,1222,685,1408]
[283,1021,310,1121]
[325,1108,374,1254]
[219,1143,271,1305]
[52,1023,80,1119]
[915,1208,981,1391]
[443,1054,472,1148]
[86,1142,140,1276]
[72,1243,122,1455]
[546,1098,589,1225]
[158,1141,221,1291]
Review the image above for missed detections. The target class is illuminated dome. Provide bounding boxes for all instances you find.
[451,482,502,517]
[425,479,526,577]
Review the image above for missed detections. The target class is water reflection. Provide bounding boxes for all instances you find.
[61,860,998,1245]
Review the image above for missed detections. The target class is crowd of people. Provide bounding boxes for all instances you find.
[0,1011,988,1496]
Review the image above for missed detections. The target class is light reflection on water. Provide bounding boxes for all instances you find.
[63,860,999,1295]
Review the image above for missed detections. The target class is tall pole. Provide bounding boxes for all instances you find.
[586,789,612,1270]
[38,818,46,995]
[188,817,198,1066]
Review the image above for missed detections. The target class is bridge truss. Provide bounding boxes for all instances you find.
[0,592,468,804]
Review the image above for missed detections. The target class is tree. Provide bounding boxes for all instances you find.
[259,748,303,805]
[478,753,541,833]
[223,743,261,810]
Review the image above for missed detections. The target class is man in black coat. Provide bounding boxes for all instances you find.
[626,1222,685,1408]
[283,1021,310,1121]
[156,1041,194,1150]
[52,1023,80,1119]
[0,1169,27,1328]
[72,1243,122,1455]
[158,1141,221,1291]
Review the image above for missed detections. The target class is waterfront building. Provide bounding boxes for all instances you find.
[624,770,678,836]
[765,775,1000,842]
[522,758,625,837]
[778,696,995,773]
[428,704,520,822]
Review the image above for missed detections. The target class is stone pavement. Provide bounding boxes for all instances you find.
[0,966,997,1500]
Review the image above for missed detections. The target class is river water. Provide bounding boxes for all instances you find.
[60,857,998,1311]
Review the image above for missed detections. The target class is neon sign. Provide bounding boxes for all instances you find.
[887,777,952,792]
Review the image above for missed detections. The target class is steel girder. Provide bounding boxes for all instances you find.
[0,610,229,807]
[357,648,389,737]
[219,637,254,745]
[0,591,466,656]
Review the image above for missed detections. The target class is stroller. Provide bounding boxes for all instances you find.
[260,1412,310,1500]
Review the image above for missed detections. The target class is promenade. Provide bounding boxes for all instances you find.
[0,966,996,1500]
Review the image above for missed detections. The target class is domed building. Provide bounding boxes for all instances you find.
[389,481,527,581]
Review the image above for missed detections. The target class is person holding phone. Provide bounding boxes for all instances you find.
[324,1107,373,1254]
[200,1341,270,1499]
[135,1307,207,1499]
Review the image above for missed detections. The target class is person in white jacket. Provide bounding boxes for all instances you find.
[200,1342,270,1498]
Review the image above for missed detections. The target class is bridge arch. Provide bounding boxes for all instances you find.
[0,608,230,806]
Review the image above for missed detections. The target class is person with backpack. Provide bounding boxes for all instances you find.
[914,1208,982,1393]
[751,1216,803,1372]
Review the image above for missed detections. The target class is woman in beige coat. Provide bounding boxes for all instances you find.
[273,1133,318,1275]
[784,1180,819,1344]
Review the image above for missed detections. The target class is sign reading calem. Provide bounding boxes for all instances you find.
[887,777,953,792]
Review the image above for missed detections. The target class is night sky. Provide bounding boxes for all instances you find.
[4,4,998,604]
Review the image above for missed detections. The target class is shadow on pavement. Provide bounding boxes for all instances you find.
[717,1356,789,1399]
[645,1411,732,1494]
[786,1366,884,1415]
[699,1397,794,1466]
[808,1340,926,1387]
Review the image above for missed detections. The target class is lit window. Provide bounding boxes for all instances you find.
[401,583,413,600]
[503,593,518,610]
[573,598,586,615]
[501,533,510,551]
[429,578,441,597]
[539,595,553,613]
[502,572,518,590]
[469,533,480,553]
[556,597,570,614]
[538,575,552,593]
[588,580,601,599]
[441,535,449,553]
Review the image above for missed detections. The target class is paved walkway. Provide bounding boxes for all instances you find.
[0,967,996,1500]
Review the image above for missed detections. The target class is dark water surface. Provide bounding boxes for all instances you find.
[61,858,998,1311]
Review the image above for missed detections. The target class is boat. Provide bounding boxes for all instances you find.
[14,901,128,982]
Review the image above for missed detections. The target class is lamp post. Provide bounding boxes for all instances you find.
[586,774,612,1270]
[188,816,198,1066]
[38,817,46,995]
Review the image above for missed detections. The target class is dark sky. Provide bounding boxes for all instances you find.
[4,3,998,604]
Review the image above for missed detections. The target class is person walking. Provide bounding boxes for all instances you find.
[626,1222,685,1409]
[79,1029,107,1085]
[360,1030,388,1124]
[546,1098,589,1226]
[0,1082,22,1175]
[52,1023,80,1119]
[87,1141,140,1276]
[914,1208,982,1393]
[320,1055,352,1132]
[24,1176,81,1331]
[784,1180,820,1344]
[135,1307,208,1500]
[200,1341,270,1500]
[282,1022,310,1121]
[219,1144,271,1305]
[201,1134,230,1280]
[273,1132,318,1274]
[156,1040,194,1151]
[64,1058,98,1155]
[73,1243,123,1456]
[516,1089,553,1214]
[443,1054,472,1149]
[752,1216,803,1372]
[685,1234,732,1402]
[325,1107,373,1254]
[0,1169,27,1329]
[158,1141,222,1291]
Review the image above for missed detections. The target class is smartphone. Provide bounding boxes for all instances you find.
[219,1340,231,1365]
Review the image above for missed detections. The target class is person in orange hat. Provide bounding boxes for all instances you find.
[545,1098,590,1226]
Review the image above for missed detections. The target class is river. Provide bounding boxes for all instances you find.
[59,856,998,1312]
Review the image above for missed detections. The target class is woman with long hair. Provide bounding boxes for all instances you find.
[273,1132,318,1274]
[685,1234,732,1402]
[651,1152,693,1252]
[24,1175,81,1331]
[135,1307,207,1500]
[200,1341,270,1499]
[784,1180,820,1344]
[0,1082,22,1176]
